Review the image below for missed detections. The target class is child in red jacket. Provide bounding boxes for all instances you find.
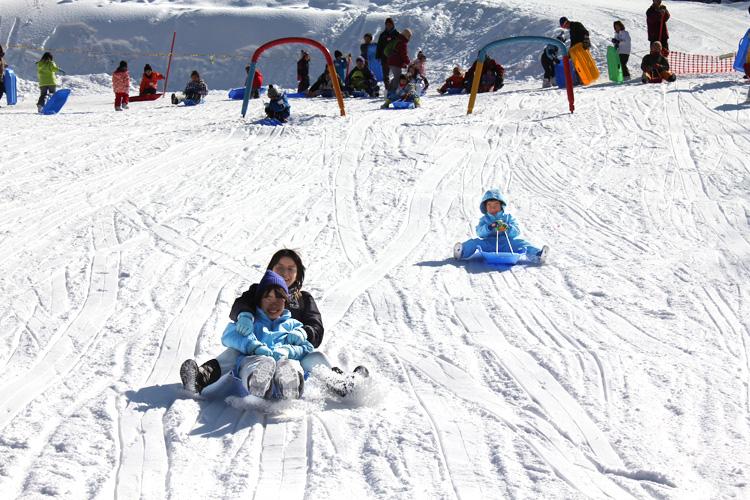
[138,64,164,95]
[438,67,465,94]
[112,60,130,111]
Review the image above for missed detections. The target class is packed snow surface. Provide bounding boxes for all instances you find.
[2,1,750,499]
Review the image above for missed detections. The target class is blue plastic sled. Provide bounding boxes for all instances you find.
[474,246,526,265]
[392,101,415,109]
[554,59,577,89]
[258,117,286,126]
[367,44,383,81]
[228,87,266,100]
[182,98,205,106]
[446,87,464,95]
[733,28,750,73]
[4,66,17,105]
[285,92,308,98]
[40,89,71,115]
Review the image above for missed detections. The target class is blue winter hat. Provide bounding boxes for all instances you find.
[480,189,508,214]
[559,17,568,27]
[256,270,288,298]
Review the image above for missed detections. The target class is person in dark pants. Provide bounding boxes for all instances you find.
[297,50,310,93]
[376,17,400,90]
[646,0,670,53]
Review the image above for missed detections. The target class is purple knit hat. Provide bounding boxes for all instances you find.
[255,270,288,298]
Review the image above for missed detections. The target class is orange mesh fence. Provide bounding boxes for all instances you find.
[667,51,736,74]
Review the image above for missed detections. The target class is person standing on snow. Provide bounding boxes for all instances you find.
[453,189,549,264]
[360,33,374,67]
[612,21,632,79]
[386,27,413,88]
[0,45,7,106]
[376,17,400,89]
[297,50,311,93]
[541,36,562,88]
[36,52,65,113]
[244,64,263,99]
[560,17,591,51]
[647,0,670,53]
[112,60,130,111]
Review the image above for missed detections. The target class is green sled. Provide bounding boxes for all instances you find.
[607,46,623,83]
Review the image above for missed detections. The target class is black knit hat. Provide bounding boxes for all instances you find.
[144,64,152,72]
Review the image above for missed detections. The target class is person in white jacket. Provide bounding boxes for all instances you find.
[613,20,632,79]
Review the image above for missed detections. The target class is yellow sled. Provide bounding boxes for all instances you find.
[569,42,600,85]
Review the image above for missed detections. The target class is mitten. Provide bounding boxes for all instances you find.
[236,312,254,336]
[254,345,273,357]
[286,330,307,345]
[272,346,290,361]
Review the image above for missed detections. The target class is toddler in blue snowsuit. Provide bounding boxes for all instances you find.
[454,189,549,264]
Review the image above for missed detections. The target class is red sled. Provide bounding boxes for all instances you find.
[128,93,164,102]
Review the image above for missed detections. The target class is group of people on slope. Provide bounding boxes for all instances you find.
[111,59,208,110]
[544,2,676,87]
[180,249,368,400]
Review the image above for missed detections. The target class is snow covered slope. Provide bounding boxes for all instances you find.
[1,1,750,499]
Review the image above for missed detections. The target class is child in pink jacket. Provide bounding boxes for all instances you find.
[112,60,130,111]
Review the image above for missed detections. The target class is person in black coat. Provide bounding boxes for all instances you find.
[297,50,310,92]
[375,17,400,89]
[560,17,591,50]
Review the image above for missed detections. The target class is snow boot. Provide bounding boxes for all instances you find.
[380,99,391,109]
[274,358,304,399]
[414,97,421,108]
[667,73,676,83]
[542,78,552,88]
[534,245,550,265]
[641,74,649,84]
[453,242,463,260]
[247,356,276,398]
[122,103,129,109]
[37,104,43,113]
[115,106,122,111]
[171,93,178,105]
[180,358,220,394]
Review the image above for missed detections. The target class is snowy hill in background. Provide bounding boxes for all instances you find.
[2,0,748,90]
[2,1,750,500]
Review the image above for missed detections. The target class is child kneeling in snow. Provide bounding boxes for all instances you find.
[453,189,549,264]
[181,270,313,399]
[265,84,291,122]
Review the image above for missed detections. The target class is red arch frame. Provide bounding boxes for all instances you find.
[241,37,346,118]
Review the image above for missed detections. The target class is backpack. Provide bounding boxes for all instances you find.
[383,38,399,58]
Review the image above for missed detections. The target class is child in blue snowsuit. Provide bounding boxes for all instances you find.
[264,84,291,122]
[454,189,549,264]
[181,270,313,399]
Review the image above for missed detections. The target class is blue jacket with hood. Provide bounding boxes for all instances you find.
[475,189,521,240]
[221,307,313,360]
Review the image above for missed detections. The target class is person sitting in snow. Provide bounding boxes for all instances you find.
[380,73,420,108]
[264,84,291,122]
[414,50,427,77]
[180,249,367,398]
[307,66,345,97]
[171,70,208,104]
[437,66,465,94]
[477,66,498,92]
[138,64,164,96]
[184,270,313,399]
[463,53,504,92]
[453,189,549,264]
[640,41,676,83]
[406,63,428,94]
[345,56,380,96]
[244,64,263,99]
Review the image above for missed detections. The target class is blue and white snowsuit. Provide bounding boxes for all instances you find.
[458,189,541,258]
[215,307,313,395]
[265,93,291,120]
